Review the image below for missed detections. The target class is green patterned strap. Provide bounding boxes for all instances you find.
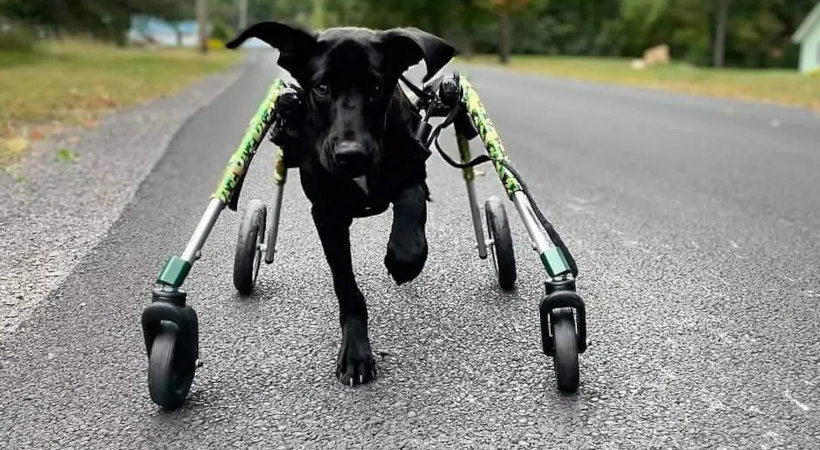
[459,76,523,198]
[211,79,287,203]
[272,146,287,185]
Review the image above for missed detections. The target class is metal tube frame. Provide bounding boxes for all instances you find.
[457,133,488,259]
[512,191,551,258]
[181,198,225,263]
[155,79,288,290]
[458,75,572,282]
[265,147,287,264]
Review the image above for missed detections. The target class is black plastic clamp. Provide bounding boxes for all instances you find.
[539,279,588,355]
[440,74,479,140]
[269,84,304,168]
[141,288,199,365]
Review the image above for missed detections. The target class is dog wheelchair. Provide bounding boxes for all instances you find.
[142,74,589,409]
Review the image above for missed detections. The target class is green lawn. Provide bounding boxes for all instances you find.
[466,55,820,111]
[0,40,240,167]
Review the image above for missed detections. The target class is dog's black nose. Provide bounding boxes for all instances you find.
[335,141,368,169]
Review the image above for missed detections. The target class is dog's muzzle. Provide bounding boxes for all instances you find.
[334,141,369,177]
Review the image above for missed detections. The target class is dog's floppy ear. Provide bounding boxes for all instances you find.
[226,21,318,78]
[379,28,456,82]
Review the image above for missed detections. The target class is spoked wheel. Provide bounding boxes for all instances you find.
[148,322,195,409]
[484,196,517,290]
[551,307,579,392]
[234,199,267,295]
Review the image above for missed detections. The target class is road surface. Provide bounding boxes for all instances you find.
[1,54,818,448]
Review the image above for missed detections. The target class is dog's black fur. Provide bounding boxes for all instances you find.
[227,22,455,386]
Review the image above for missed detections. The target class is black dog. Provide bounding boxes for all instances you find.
[227,22,455,386]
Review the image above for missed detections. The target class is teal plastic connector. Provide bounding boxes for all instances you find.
[157,256,192,288]
[541,247,571,278]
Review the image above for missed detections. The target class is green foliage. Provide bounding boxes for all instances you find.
[1,0,816,68]
[483,0,815,68]
[210,18,234,42]
[0,0,191,45]
[619,0,672,55]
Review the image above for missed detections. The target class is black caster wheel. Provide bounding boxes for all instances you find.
[485,196,516,290]
[234,199,267,295]
[148,322,195,409]
[551,307,579,392]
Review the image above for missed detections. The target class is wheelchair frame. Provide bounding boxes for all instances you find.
[141,74,589,409]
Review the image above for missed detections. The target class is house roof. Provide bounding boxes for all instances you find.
[793,1,820,43]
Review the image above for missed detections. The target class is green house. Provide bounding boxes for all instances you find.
[793,2,820,73]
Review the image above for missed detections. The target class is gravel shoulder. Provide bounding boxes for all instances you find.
[0,56,251,336]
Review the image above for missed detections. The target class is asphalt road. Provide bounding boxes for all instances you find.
[1,54,818,448]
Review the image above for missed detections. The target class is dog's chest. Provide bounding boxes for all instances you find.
[348,176,389,218]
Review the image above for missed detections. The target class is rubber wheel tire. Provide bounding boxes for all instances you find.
[148,323,195,409]
[551,308,580,392]
[234,199,266,296]
[485,196,517,290]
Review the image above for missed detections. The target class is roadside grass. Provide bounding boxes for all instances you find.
[0,40,240,167]
[465,55,820,111]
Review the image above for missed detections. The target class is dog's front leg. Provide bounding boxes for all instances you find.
[384,183,428,285]
[312,207,376,386]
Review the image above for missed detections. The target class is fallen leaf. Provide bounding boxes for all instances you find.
[55,148,79,163]
[28,129,45,141]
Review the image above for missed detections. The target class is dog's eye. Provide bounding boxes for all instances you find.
[314,84,330,97]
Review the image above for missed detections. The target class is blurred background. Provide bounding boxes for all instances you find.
[1,0,819,166]
[2,0,818,66]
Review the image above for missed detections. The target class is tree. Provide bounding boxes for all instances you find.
[491,0,531,64]
[1,0,816,69]
[0,0,192,45]
[619,0,673,56]
[713,0,731,67]
[197,0,207,53]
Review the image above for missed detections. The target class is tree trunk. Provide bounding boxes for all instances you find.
[499,10,511,64]
[197,0,208,54]
[461,1,475,60]
[463,33,475,60]
[713,0,730,67]
[238,0,248,31]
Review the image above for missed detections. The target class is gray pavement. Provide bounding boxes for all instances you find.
[0,53,818,448]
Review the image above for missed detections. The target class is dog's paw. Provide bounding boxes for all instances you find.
[384,234,428,285]
[336,320,377,387]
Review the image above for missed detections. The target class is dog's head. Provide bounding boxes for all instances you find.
[227,22,454,178]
